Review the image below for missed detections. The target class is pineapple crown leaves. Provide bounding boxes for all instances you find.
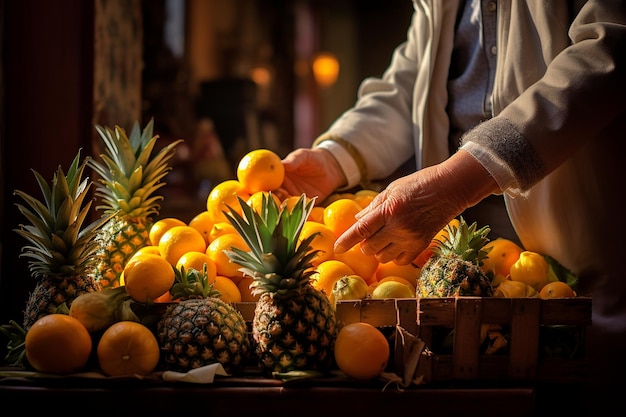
[223,193,320,294]
[169,265,221,300]
[432,216,492,265]
[88,118,183,218]
[13,150,113,278]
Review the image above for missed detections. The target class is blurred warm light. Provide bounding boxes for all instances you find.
[312,52,340,88]
[250,66,271,86]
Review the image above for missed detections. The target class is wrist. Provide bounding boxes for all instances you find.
[440,150,501,207]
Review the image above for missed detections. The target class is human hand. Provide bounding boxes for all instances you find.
[278,147,347,203]
[334,150,500,265]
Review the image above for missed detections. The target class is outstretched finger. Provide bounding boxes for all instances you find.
[334,209,385,254]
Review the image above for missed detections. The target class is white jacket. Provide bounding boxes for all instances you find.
[316,0,626,368]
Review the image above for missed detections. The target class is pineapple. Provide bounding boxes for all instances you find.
[157,266,251,375]
[224,193,338,376]
[14,151,111,330]
[88,119,182,288]
[417,217,493,297]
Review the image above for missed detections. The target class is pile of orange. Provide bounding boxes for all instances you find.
[121,148,578,309]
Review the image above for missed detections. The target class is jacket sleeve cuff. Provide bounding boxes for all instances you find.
[315,137,363,190]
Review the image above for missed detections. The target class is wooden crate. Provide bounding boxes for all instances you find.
[413,297,592,383]
[236,296,591,384]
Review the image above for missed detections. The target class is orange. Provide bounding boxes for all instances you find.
[311,259,355,296]
[308,206,325,223]
[237,148,285,194]
[375,261,420,288]
[175,251,217,285]
[97,321,160,376]
[206,233,250,278]
[334,322,390,380]
[208,221,238,242]
[509,251,550,292]
[539,281,577,299]
[370,280,415,299]
[188,210,215,246]
[206,179,251,224]
[299,221,336,267]
[353,189,378,209]
[158,225,207,266]
[323,198,362,237]
[123,253,176,303]
[480,238,524,277]
[281,195,312,213]
[237,276,260,302]
[247,191,282,215]
[149,217,187,246]
[214,275,242,303]
[334,241,379,285]
[130,245,161,259]
[25,314,92,374]
[330,274,369,304]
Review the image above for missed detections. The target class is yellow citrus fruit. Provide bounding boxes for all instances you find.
[353,189,378,209]
[206,233,250,279]
[330,274,369,304]
[25,314,92,374]
[375,261,420,288]
[323,198,363,237]
[237,148,285,194]
[123,253,176,303]
[493,279,538,298]
[214,275,242,303]
[206,179,251,224]
[158,225,207,266]
[175,251,217,285]
[299,221,336,267]
[370,280,415,299]
[188,210,215,246]
[128,245,162,265]
[509,251,550,292]
[97,321,160,377]
[311,259,355,296]
[539,281,577,299]
[149,217,187,246]
[481,238,524,277]
[247,191,282,215]
[377,275,415,289]
[334,242,379,285]
[237,275,260,302]
[334,322,390,381]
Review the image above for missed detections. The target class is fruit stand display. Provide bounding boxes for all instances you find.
[0,121,591,415]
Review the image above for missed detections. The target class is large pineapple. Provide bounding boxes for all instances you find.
[417,217,493,297]
[14,151,111,330]
[157,266,251,375]
[224,193,338,376]
[88,119,182,288]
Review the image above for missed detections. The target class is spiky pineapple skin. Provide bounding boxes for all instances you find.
[92,218,152,288]
[253,284,337,376]
[157,298,250,375]
[23,275,101,330]
[417,255,493,298]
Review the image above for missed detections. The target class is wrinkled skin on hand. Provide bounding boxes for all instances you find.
[334,150,501,265]
[278,147,347,203]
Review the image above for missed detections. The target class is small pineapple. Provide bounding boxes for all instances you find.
[224,193,338,376]
[88,119,182,288]
[157,265,251,375]
[14,151,111,330]
[417,217,493,297]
